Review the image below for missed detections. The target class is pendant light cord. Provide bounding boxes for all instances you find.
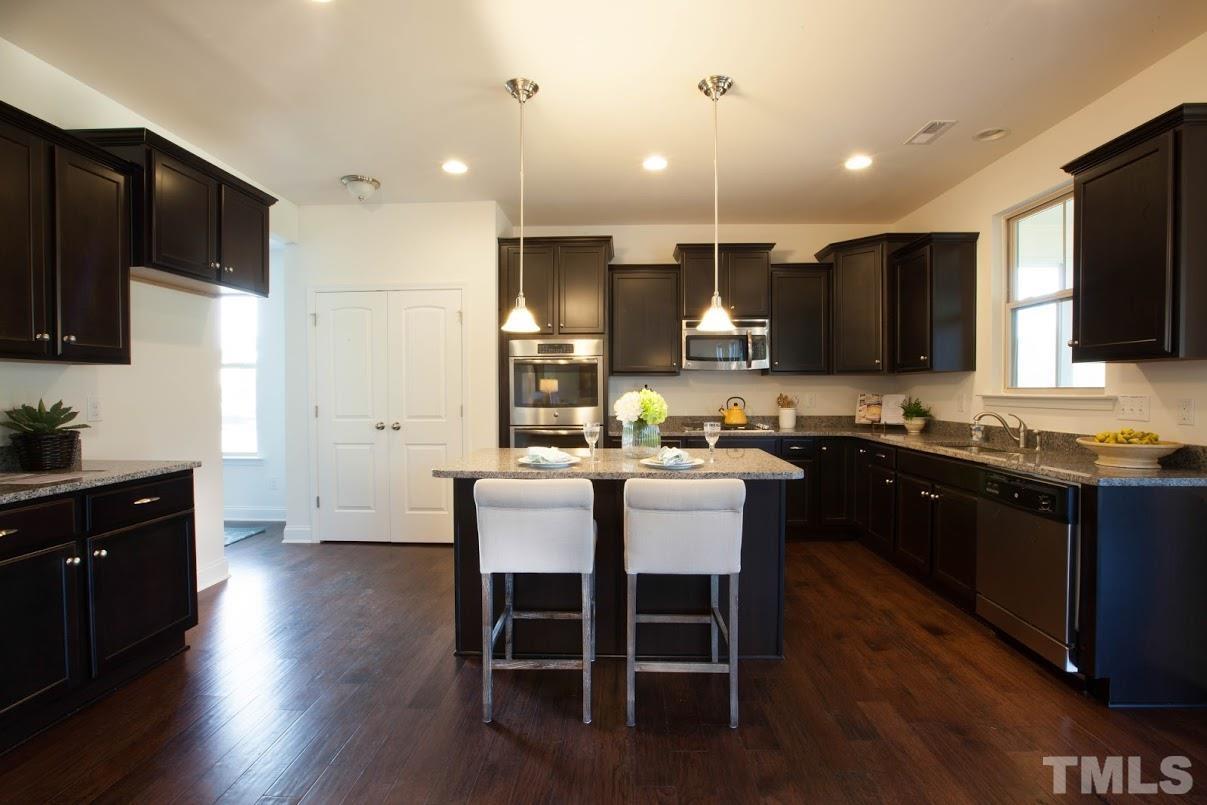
[518,92,526,300]
[712,92,719,298]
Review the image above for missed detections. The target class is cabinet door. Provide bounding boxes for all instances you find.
[784,458,815,538]
[0,121,49,358]
[502,243,555,334]
[557,245,606,333]
[865,465,896,556]
[893,247,931,371]
[817,439,851,525]
[219,184,269,295]
[610,268,680,373]
[894,474,932,576]
[727,251,770,317]
[680,249,720,319]
[150,151,218,280]
[88,515,196,675]
[54,147,130,364]
[1073,132,1175,361]
[833,244,886,372]
[931,484,977,607]
[771,267,829,372]
[0,542,82,717]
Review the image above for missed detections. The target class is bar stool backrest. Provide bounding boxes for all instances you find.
[474,479,596,574]
[623,479,745,575]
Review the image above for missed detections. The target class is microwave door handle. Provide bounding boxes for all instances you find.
[746,332,753,368]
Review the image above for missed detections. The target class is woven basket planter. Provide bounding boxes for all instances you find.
[11,431,80,472]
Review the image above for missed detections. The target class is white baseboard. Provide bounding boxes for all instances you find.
[197,556,230,591]
[224,506,287,522]
[282,525,314,544]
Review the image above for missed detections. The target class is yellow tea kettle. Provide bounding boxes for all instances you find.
[719,396,748,427]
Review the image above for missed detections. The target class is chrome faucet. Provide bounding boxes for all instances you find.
[971,411,1037,450]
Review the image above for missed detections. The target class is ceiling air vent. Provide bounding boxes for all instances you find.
[905,120,957,145]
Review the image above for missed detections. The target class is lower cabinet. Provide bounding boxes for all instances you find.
[895,474,934,576]
[784,458,815,538]
[930,485,978,607]
[817,439,852,526]
[864,465,896,556]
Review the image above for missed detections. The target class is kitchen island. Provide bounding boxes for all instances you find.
[433,448,803,659]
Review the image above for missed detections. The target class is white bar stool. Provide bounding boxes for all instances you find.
[474,478,597,724]
[623,478,746,728]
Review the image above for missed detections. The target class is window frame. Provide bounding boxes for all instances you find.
[1004,190,1103,391]
[220,294,261,459]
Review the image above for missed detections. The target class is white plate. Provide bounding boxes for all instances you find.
[639,457,705,471]
[517,456,582,469]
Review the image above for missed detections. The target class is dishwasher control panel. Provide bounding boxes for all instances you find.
[981,472,1074,523]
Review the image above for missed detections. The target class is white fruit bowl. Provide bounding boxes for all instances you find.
[1076,437,1183,469]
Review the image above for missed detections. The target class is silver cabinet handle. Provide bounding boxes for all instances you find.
[93,549,108,558]
[375,422,386,430]
[391,422,401,430]
[788,446,805,451]
[133,496,160,505]
[0,528,18,538]
[875,453,887,460]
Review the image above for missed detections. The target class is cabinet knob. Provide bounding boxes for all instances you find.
[63,334,77,343]
[931,492,941,500]
[920,489,929,498]
[885,478,894,485]
[821,446,828,451]
[920,355,927,360]
[546,323,552,328]
[1067,339,1079,347]
[132,496,161,505]
[34,333,50,341]
[65,557,81,566]
[874,359,881,365]
[92,549,108,558]
[858,449,867,454]
[375,422,386,430]
[0,528,18,539]
[391,422,401,430]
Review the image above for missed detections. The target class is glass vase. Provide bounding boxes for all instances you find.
[621,421,661,458]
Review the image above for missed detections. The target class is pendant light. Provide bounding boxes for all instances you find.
[696,75,737,332]
[501,77,542,333]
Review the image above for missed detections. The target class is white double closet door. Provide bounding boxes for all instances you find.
[314,289,463,543]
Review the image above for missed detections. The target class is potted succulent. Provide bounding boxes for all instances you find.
[900,396,932,435]
[614,387,668,458]
[777,393,798,431]
[2,399,90,471]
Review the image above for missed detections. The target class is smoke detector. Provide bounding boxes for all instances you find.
[905,120,957,145]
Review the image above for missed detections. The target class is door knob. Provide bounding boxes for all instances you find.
[375,422,386,430]
[391,422,401,430]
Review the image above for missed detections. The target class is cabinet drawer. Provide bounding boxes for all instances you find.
[780,438,817,458]
[0,498,77,561]
[854,442,896,469]
[86,475,194,534]
[897,450,980,494]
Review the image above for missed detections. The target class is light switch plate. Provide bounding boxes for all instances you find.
[1177,398,1196,426]
[1116,395,1150,422]
[86,396,103,422]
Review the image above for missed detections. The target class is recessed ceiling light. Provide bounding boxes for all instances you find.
[642,154,668,172]
[974,127,1010,142]
[442,159,468,175]
[844,154,873,171]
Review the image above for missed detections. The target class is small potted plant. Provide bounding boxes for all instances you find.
[2,399,90,471]
[777,393,798,431]
[901,396,932,435]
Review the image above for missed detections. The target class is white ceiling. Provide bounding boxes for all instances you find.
[3,0,1207,224]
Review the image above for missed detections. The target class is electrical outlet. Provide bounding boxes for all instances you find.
[957,394,968,413]
[1177,398,1196,426]
[86,396,103,422]
[1116,395,1150,422]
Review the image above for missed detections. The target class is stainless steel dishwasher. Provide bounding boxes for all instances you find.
[976,471,1079,671]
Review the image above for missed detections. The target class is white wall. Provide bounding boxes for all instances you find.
[892,28,1207,444]
[283,201,504,543]
[222,249,287,522]
[0,37,297,588]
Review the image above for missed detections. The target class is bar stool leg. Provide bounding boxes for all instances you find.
[481,573,493,724]
[728,572,740,729]
[626,573,637,727]
[581,573,592,724]
[710,574,719,663]
[504,573,514,660]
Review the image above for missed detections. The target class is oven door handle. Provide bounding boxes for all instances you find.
[511,357,600,365]
[521,429,582,436]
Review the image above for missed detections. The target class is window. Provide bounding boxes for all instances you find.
[221,295,259,456]
[1007,194,1104,389]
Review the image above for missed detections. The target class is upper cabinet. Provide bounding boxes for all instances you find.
[73,128,276,298]
[498,236,613,335]
[770,264,829,373]
[0,101,132,365]
[816,234,921,373]
[674,243,771,319]
[610,266,681,374]
[1062,104,1207,363]
[891,233,978,373]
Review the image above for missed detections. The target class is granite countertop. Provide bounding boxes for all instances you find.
[0,460,202,506]
[433,448,803,480]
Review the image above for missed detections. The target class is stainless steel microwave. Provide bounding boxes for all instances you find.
[681,319,770,370]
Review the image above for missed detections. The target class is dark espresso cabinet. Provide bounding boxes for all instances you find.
[73,128,276,297]
[0,120,47,359]
[930,485,978,607]
[1062,105,1207,363]
[865,465,897,557]
[610,266,680,374]
[499,237,612,335]
[675,243,772,319]
[770,264,829,373]
[895,474,934,577]
[817,439,852,526]
[891,233,978,373]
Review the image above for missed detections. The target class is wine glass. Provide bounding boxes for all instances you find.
[583,422,601,461]
[703,421,721,462]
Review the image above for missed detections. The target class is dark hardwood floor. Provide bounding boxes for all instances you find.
[1,533,1204,803]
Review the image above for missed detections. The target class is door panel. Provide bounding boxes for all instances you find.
[784,458,815,538]
[54,147,129,363]
[502,244,555,333]
[895,475,933,576]
[219,185,269,295]
[726,251,770,317]
[150,151,217,279]
[865,465,896,556]
[388,289,463,543]
[610,268,680,373]
[771,267,828,372]
[833,245,885,372]
[931,485,978,606]
[680,250,719,319]
[817,440,850,525]
[0,121,48,358]
[557,245,606,333]
[894,247,931,371]
[315,292,390,541]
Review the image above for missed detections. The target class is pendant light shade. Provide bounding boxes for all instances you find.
[695,74,736,333]
[501,77,542,333]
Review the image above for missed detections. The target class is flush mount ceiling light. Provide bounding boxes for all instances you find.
[696,74,737,333]
[974,127,1010,142]
[642,154,668,172]
[500,77,542,334]
[844,153,873,171]
[340,174,380,201]
[442,159,469,174]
